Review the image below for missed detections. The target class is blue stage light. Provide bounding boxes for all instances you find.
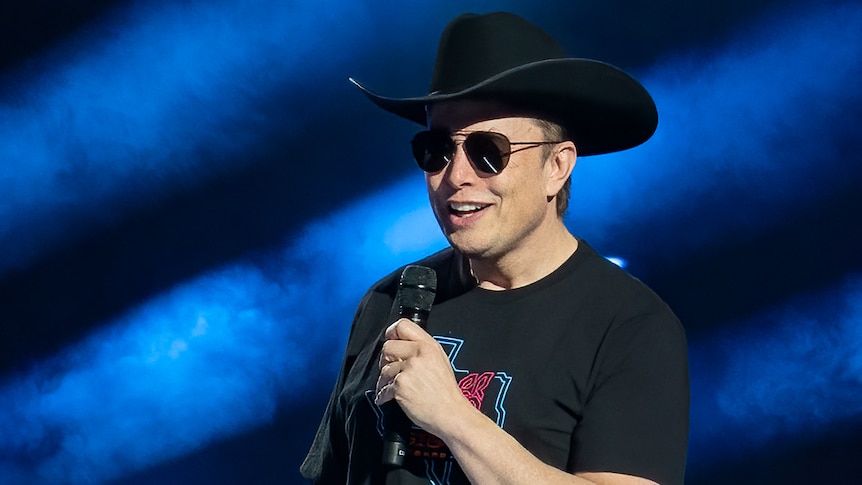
[0,176,443,483]
[0,0,379,275]
[568,2,862,251]
[688,274,862,467]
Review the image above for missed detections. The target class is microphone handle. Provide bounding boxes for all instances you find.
[401,309,428,327]
[381,309,429,467]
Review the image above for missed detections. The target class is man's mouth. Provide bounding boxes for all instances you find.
[448,202,490,217]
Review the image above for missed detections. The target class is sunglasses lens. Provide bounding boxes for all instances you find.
[464,132,509,174]
[411,130,511,174]
[411,131,453,172]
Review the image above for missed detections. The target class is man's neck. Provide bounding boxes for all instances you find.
[469,226,579,291]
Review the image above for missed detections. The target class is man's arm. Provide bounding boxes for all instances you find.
[375,319,662,485]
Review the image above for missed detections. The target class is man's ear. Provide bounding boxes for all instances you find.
[545,141,577,198]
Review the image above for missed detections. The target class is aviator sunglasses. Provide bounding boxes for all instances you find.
[411,130,565,175]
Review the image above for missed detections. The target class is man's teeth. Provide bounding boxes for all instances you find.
[450,203,485,212]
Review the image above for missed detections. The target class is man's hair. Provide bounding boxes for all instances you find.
[533,118,571,217]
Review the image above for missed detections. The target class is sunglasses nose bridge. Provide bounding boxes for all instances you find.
[446,140,481,177]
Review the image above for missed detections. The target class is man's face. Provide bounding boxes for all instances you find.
[424,100,563,261]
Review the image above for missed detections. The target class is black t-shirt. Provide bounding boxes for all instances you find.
[301,241,689,485]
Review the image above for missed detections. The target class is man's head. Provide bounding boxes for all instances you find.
[349,11,656,258]
[418,99,576,260]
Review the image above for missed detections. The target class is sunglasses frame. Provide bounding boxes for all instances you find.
[411,130,565,175]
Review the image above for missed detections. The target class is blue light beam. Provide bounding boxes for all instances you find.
[688,274,862,466]
[0,177,445,484]
[568,1,862,252]
[0,0,376,275]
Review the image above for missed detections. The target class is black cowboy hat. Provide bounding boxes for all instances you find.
[350,11,658,156]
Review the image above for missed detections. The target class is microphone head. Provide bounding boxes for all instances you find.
[398,265,437,313]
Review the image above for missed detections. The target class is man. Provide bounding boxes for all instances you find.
[301,11,689,485]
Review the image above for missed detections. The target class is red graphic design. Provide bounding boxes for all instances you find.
[458,372,496,409]
[408,429,450,460]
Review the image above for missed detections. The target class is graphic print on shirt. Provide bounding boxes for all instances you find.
[366,336,512,484]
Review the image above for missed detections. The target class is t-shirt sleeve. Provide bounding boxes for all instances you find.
[568,303,690,485]
[299,380,346,484]
[299,286,389,484]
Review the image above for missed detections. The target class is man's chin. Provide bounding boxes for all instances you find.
[445,236,491,259]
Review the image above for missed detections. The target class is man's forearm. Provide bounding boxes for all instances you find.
[435,400,658,485]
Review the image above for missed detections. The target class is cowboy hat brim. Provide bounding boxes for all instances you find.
[350,58,658,157]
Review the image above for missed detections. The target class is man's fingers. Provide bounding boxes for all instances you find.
[375,381,395,405]
[378,339,413,368]
[375,361,402,405]
[384,318,427,341]
[378,360,401,383]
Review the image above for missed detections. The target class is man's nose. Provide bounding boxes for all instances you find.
[442,143,479,186]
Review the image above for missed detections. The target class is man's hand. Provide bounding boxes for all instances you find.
[375,319,472,436]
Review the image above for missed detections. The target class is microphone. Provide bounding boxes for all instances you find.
[382,265,437,467]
